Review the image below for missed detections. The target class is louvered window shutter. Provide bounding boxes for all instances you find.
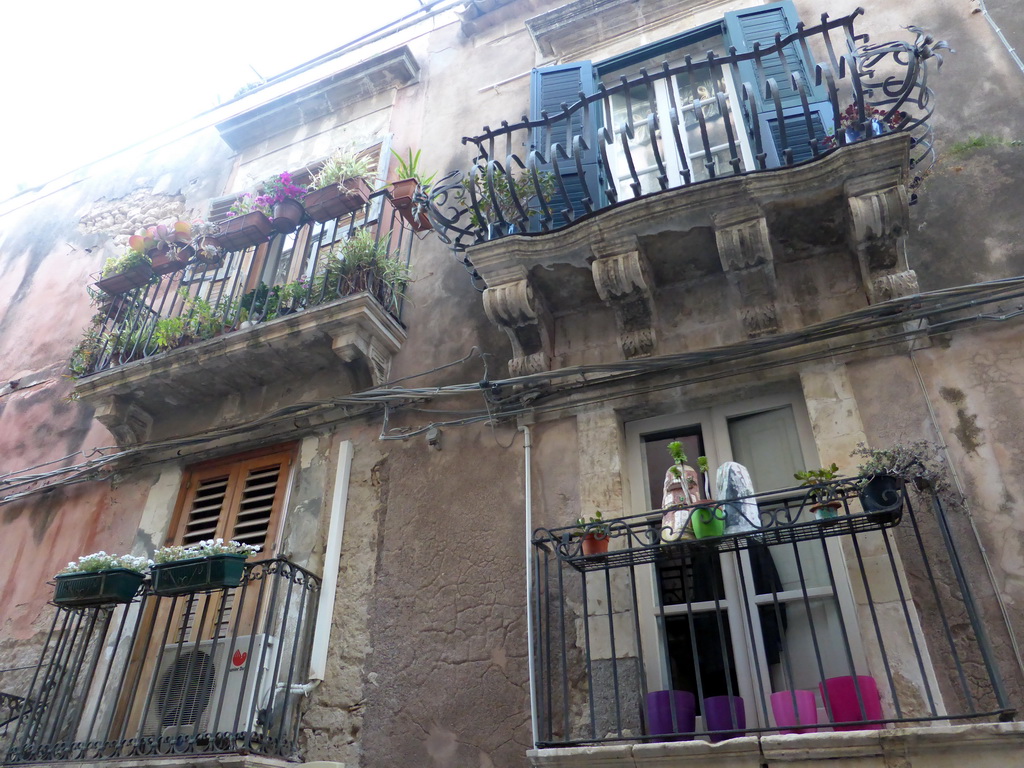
[529,62,604,228]
[724,1,830,166]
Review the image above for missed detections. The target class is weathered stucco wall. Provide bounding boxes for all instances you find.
[2,1,1024,767]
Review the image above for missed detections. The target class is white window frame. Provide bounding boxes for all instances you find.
[625,391,866,728]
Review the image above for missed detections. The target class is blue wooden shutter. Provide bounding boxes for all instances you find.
[530,62,602,228]
[724,1,830,166]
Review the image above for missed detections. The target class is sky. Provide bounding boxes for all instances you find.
[0,2,425,200]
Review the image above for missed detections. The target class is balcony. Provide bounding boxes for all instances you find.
[2,557,318,765]
[529,479,1013,759]
[72,191,414,446]
[420,12,944,375]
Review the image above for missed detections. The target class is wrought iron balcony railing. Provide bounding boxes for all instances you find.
[530,478,1011,747]
[424,11,946,256]
[4,557,320,764]
[73,190,414,378]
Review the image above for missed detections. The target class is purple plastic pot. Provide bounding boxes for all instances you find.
[819,675,883,730]
[645,690,695,740]
[703,695,745,742]
[770,690,818,734]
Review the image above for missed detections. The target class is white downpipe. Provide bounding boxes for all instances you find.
[521,424,539,747]
[307,439,355,687]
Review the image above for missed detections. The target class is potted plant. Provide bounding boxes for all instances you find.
[190,220,224,264]
[795,463,842,521]
[150,539,261,596]
[692,456,725,539]
[821,103,905,149]
[852,440,943,520]
[575,511,610,556]
[304,148,375,222]
[129,220,194,274]
[94,248,154,294]
[218,194,275,251]
[53,552,152,607]
[389,148,436,231]
[456,165,557,237]
[662,441,697,542]
[255,171,308,233]
[313,230,410,311]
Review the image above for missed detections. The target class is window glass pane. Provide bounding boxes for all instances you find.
[657,547,725,607]
[664,613,739,708]
[768,597,850,695]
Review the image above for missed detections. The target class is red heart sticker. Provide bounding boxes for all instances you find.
[232,649,248,667]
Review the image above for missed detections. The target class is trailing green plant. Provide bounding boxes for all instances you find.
[851,441,947,492]
[795,463,841,503]
[58,551,153,576]
[153,316,187,349]
[697,455,712,499]
[311,147,375,190]
[68,326,104,377]
[391,147,436,190]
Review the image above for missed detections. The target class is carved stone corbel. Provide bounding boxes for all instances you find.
[93,395,153,447]
[714,209,779,338]
[591,240,657,359]
[483,278,553,376]
[847,180,913,303]
[330,326,393,387]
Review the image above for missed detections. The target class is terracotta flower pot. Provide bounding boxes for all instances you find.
[216,211,274,251]
[581,532,610,557]
[271,198,306,233]
[304,178,372,222]
[150,247,192,275]
[94,263,154,294]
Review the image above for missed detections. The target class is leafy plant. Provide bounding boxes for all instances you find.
[795,463,841,503]
[575,510,608,537]
[153,316,187,349]
[153,538,261,564]
[311,147,375,190]
[667,441,687,479]
[851,441,946,491]
[59,551,153,576]
[456,167,557,229]
[101,248,151,277]
[128,220,192,255]
[313,229,409,309]
[68,326,104,377]
[697,456,712,499]
[391,147,436,190]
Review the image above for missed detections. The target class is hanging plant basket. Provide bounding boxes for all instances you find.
[304,178,372,222]
[53,569,146,607]
[215,211,274,252]
[271,198,306,233]
[150,246,193,275]
[150,554,248,596]
[391,179,432,232]
[94,264,154,295]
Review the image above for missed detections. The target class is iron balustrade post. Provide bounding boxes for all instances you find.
[929,487,1012,715]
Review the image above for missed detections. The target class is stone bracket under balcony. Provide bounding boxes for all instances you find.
[73,294,407,447]
[467,136,914,376]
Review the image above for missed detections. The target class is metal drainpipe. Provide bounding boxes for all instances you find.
[520,423,540,748]
[910,352,1024,682]
[977,0,1024,77]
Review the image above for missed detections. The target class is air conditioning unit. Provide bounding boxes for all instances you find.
[144,635,276,738]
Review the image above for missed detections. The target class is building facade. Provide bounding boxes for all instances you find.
[2,1,1024,767]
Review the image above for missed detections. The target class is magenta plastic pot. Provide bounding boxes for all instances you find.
[703,695,745,742]
[645,690,695,740]
[819,675,883,730]
[770,690,818,734]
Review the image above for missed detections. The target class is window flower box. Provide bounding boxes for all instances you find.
[216,211,274,252]
[53,568,145,607]
[149,246,193,275]
[93,264,154,295]
[304,178,372,222]
[150,553,248,596]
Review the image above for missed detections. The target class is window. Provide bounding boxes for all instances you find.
[529,1,830,205]
[165,444,296,641]
[626,394,865,728]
